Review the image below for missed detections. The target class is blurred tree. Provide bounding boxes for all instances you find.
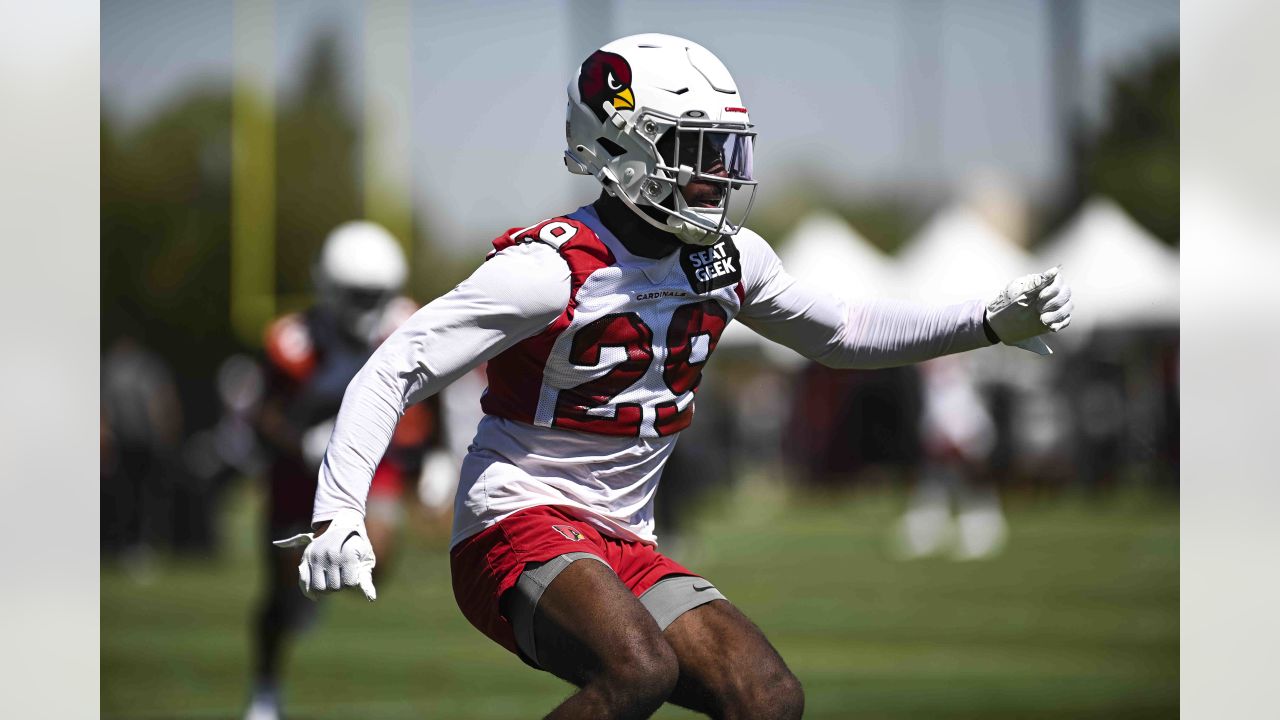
[1082,45,1179,246]
[103,29,456,426]
[272,28,459,309]
[833,198,920,255]
[101,89,235,414]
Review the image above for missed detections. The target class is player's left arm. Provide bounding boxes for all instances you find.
[277,242,570,601]
[733,231,1073,369]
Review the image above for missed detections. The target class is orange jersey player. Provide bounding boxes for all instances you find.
[245,221,438,720]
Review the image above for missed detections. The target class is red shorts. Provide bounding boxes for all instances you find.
[450,505,695,656]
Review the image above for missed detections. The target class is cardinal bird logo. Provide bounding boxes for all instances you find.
[552,524,586,542]
[578,50,635,122]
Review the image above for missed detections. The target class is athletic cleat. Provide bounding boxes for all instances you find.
[243,688,281,720]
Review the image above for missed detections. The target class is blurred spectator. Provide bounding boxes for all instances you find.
[100,335,183,566]
[785,364,922,489]
[895,355,1006,561]
[176,354,268,555]
[1061,328,1179,494]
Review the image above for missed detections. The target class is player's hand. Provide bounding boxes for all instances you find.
[985,266,1074,355]
[273,509,378,602]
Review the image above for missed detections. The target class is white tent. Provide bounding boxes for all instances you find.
[777,211,899,301]
[1035,197,1179,331]
[896,202,1039,305]
[719,212,897,356]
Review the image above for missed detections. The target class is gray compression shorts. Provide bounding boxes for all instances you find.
[506,552,726,668]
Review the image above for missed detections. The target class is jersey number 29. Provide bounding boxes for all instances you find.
[552,301,728,437]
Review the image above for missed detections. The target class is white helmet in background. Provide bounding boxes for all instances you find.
[565,33,758,246]
[313,220,408,342]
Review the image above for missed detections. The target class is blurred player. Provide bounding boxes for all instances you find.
[896,355,1006,560]
[244,221,437,720]
[100,334,183,569]
[279,35,1074,719]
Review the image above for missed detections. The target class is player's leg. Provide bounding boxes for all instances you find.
[251,542,316,677]
[246,466,320,720]
[246,536,319,720]
[660,597,804,720]
[507,557,679,720]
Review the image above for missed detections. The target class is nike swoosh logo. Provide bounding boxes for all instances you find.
[339,531,360,552]
[692,584,715,592]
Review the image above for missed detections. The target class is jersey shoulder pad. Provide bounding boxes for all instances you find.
[487,215,601,258]
[729,226,771,258]
[263,313,316,381]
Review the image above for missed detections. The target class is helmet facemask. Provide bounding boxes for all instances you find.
[573,108,758,247]
[317,279,397,343]
[646,115,757,246]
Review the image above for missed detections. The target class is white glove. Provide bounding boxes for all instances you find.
[273,509,378,601]
[985,266,1074,355]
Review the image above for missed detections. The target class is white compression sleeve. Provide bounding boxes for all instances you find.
[817,297,990,368]
[735,231,990,369]
[311,241,570,524]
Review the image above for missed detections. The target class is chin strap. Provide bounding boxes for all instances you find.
[580,137,724,247]
[608,177,690,234]
[604,178,721,246]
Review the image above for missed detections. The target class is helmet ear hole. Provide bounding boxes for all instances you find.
[654,130,675,166]
[597,137,627,157]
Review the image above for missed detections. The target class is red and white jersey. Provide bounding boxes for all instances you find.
[312,204,990,547]
[481,208,742,439]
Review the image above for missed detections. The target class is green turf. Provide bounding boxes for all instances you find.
[102,480,1177,719]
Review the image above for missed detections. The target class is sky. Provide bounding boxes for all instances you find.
[101,0,1178,255]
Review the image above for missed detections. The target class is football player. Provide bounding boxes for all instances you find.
[278,35,1073,719]
[245,222,437,720]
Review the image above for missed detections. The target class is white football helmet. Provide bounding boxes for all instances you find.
[313,221,408,343]
[565,34,757,246]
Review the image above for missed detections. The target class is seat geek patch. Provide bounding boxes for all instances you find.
[680,239,742,294]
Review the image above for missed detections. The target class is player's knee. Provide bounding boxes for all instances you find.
[727,663,804,720]
[598,631,679,711]
[767,668,805,719]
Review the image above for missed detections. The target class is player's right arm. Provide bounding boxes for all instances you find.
[733,230,1071,367]
[277,239,570,600]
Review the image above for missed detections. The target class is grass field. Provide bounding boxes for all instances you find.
[102,479,1177,719]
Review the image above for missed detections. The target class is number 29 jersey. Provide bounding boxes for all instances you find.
[480,206,743,440]
[454,205,752,546]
